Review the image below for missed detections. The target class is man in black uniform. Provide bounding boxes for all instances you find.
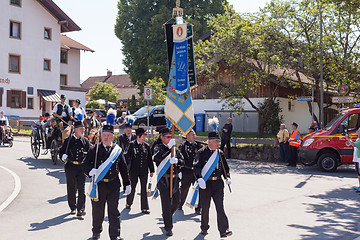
[220,117,233,158]
[60,121,90,217]
[195,132,232,238]
[117,123,136,154]
[83,125,131,240]
[178,129,203,214]
[153,128,184,236]
[125,128,155,213]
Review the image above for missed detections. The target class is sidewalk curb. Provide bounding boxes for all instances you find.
[0,166,21,213]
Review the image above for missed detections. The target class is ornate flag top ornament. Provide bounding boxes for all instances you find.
[172,0,183,18]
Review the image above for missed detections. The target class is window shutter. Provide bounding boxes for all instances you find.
[7,90,11,107]
[22,91,26,108]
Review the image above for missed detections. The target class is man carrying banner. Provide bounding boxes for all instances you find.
[194,131,232,238]
[60,120,90,217]
[178,129,202,214]
[152,128,184,236]
[125,128,155,213]
[83,124,131,240]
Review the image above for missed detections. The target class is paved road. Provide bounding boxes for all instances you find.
[1,136,360,239]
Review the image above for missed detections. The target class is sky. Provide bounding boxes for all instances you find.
[55,0,270,81]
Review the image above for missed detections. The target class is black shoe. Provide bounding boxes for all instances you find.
[111,237,124,240]
[70,210,76,215]
[220,230,232,238]
[92,233,100,240]
[200,230,208,235]
[165,230,173,236]
[77,210,86,217]
[125,204,131,209]
[195,209,201,215]
[141,210,150,214]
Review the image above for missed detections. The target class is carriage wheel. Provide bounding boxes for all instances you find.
[30,130,40,159]
[50,139,60,165]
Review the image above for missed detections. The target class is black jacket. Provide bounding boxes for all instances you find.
[194,147,230,180]
[117,133,136,154]
[179,140,203,173]
[152,142,184,175]
[126,140,155,175]
[83,143,130,187]
[221,123,233,141]
[59,135,90,163]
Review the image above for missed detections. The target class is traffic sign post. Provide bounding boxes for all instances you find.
[144,86,153,140]
[332,96,354,103]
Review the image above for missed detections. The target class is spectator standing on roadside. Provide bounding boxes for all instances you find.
[220,117,233,159]
[310,121,319,131]
[276,124,289,163]
[345,129,360,191]
[117,112,127,135]
[288,122,301,167]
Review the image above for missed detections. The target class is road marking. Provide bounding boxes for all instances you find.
[0,165,21,213]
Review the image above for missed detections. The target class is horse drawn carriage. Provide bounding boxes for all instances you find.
[30,115,99,164]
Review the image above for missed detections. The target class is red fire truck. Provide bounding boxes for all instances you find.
[299,108,360,172]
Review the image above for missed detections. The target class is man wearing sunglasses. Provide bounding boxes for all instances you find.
[152,128,184,236]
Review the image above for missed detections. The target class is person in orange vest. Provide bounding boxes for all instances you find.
[288,122,301,167]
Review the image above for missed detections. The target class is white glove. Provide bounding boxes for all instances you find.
[170,157,178,164]
[125,185,131,195]
[167,138,176,149]
[178,172,182,179]
[225,178,231,185]
[89,168,97,176]
[198,178,206,189]
[62,154,68,161]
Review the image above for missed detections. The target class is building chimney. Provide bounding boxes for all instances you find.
[107,70,112,77]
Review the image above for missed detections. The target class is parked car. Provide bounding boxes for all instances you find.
[299,107,360,172]
[85,108,107,122]
[126,105,166,131]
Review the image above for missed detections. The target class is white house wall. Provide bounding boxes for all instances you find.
[0,1,85,119]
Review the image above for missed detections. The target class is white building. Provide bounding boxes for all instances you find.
[0,0,93,119]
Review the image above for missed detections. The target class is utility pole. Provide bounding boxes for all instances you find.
[319,0,324,128]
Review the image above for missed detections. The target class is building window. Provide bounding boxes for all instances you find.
[27,98,34,109]
[8,90,21,108]
[9,55,20,73]
[60,74,67,86]
[44,28,51,40]
[44,59,51,71]
[10,21,21,39]
[10,0,21,7]
[27,87,34,95]
[60,51,68,64]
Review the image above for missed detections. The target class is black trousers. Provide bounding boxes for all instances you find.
[220,139,231,158]
[126,173,149,210]
[199,179,229,235]
[158,176,180,231]
[64,163,86,212]
[91,178,121,240]
[279,142,289,163]
[179,171,201,210]
[289,145,299,166]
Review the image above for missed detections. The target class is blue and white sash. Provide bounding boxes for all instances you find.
[186,150,219,208]
[87,145,122,200]
[152,153,171,199]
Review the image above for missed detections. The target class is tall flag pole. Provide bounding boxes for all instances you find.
[164,0,195,198]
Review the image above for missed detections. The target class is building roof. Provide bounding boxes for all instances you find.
[36,0,81,33]
[61,35,94,52]
[81,73,140,100]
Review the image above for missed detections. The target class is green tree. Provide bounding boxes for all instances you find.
[89,82,121,103]
[85,100,104,109]
[115,0,227,90]
[143,77,166,106]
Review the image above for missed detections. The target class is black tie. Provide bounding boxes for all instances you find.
[106,146,111,152]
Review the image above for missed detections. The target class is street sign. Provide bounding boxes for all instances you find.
[332,96,354,103]
[144,86,153,101]
[297,96,313,101]
[337,85,349,95]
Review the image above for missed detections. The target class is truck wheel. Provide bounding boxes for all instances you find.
[317,153,338,172]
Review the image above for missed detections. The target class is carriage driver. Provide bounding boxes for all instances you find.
[52,94,73,127]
